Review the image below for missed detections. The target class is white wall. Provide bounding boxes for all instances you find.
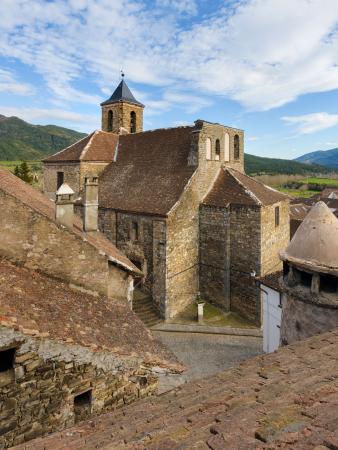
[262,285,282,353]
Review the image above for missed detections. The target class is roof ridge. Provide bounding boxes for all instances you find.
[44,132,93,162]
[80,130,98,161]
[225,167,262,205]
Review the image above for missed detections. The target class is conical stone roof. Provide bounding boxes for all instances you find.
[280,201,338,275]
[101,79,144,107]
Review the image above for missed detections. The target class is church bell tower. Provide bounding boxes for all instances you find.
[100,74,144,134]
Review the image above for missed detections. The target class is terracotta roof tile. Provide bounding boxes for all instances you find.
[16,328,338,449]
[0,258,179,369]
[204,168,288,207]
[99,126,196,215]
[0,168,139,274]
[44,131,118,163]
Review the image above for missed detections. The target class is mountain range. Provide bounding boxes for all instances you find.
[0,114,336,176]
[294,148,338,169]
[0,115,86,160]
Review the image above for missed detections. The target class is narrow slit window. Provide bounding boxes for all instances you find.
[108,110,113,132]
[131,221,139,241]
[320,274,338,293]
[215,139,220,160]
[130,111,136,133]
[300,270,312,288]
[234,134,240,160]
[224,132,230,162]
[275,206,280,227]
[0,348,16,373]
[57,171,64,189]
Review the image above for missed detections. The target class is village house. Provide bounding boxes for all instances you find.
[43,77,290,326]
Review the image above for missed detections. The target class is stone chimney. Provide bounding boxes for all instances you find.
[55,183,74,229]
[84,176,99,232]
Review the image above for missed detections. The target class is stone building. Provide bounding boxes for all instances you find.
[280,201,338,344]
[0,257,180,448]
[43,78,289,325]
[0,168,141,303]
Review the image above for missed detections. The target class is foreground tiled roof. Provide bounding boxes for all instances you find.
[0,258,179,370]
[14,328,338,450]
[44,131,118,162]
[99,126,196,215]
[0,168,139,274]
[204,168,288,207]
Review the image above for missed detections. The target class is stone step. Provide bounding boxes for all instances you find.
[132,296,162,328]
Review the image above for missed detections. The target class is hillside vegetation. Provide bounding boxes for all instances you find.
[295,147,338,169]
[0,115,87,160]
[244,153,335,176]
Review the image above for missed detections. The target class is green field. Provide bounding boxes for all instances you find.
[298,177,338,187]
[0,160,42,173]
[274,186,318,198]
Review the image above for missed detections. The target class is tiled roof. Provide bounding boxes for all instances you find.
[0,168,139,274]
[204,168,288,207]
[100,79,144,107]
[290,203,311,221]
[0,258,179,370]
[99,126,196,215]
[259,270,282,292]
[16,328,338,449]
[44,131,118,163]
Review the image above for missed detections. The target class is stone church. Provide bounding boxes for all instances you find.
[44,77,289,325]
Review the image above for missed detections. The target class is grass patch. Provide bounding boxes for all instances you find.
[168,302,255,328]
[0,160,42,173]
[273,186,318,198]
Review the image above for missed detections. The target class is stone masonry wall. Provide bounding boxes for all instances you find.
[0,327,157,449]
[261,201,290,275]
[0,190,128,300]
[199,205,230,310]
[98,209,167,316]
[43,162,80,199]
[229,205,262,325]
[166,122,244,318]
[101,103,143,134]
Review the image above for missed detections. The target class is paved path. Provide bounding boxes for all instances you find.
[153,330,263,392]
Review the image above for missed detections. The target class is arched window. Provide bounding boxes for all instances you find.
[224,132,230,162]
[215,139,220,160]
[234,134,240,160]
[130,111,136,133]
[108,110,113,132]
[205,137,212,160]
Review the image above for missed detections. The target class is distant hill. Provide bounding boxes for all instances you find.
[245,153,335,176]
[294,148,338,169]
[0,115,87,160]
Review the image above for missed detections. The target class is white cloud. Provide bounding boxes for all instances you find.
[282,112,338,134]
[0,68,35,96]
[1,0,338,113]
[0,105,97,132]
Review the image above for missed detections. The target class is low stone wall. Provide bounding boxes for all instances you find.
[0,327,157,449]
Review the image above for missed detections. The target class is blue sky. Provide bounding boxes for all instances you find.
[1,0,338,159]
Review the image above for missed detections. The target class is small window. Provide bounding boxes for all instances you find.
[205,138,212,160]
[215,139,220,160]
[57,171,64,189]
[224,132,230,162]
[74,390,92,420]
[0,348,16,373]
[320,274,338,293]
[131,221,139,241]
[130,111,136,133]
[283,261,289,276]
[234,134,240,160]
[300,270,312,288]
[108,110,113,132]
[275,206,280,227]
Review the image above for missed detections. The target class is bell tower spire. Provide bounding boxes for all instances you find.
[100,75,144,134]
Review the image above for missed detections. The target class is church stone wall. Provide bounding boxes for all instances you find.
[261,201,290,275]
[101,102,143,134]
[0,190,129,301]
[43,162,80,199]
[229,205,262,325]
[0,327,157,449]
[199,205,230,310]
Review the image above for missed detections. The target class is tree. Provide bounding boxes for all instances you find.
[13,161,33,184]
